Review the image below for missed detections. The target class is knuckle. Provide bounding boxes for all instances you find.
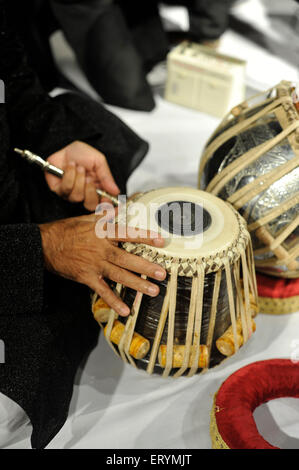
[143,280,152,291]
[110,298,120,310]
[50,185,60,195]
[96,282,106,297]
[70,191,83,203]
[60,190,72,201]
[111,270,123,284]
[115,250,126,265]
[62,183,73,195]
[106,247,117,263]
[139,260,152,274]
[101,245,109,261]
[101,263,115,281]
[84,201,96,212]
[61,176,74,192]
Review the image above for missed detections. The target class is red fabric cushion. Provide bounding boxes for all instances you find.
[257,273,299,299]
[215,359,299,449]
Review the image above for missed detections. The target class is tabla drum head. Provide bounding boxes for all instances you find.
[121,187,241,272]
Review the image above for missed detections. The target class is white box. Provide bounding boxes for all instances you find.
[164,41,246,118]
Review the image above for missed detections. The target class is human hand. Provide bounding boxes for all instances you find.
[45,141,120,211]
[39,214,166,317]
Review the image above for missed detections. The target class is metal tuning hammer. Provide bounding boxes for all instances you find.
[14,148,64,177]
[14,148,119,206]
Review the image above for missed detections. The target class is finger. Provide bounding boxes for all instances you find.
[45,150,67,190]
[45,171,61,192]
[84,177,99,212]
[102,262,160,297]
[107,246,166,281]
[91,277,130,317]
[100,196,116,205]
[68,165,86,203]
[111,226,165,248]
[55,162,76,197]
[95,153,120,195]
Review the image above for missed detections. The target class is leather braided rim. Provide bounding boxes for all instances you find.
[122,194,250,277]
[210,359,299,449]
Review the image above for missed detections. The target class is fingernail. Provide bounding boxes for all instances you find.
[155,270,166,280]
[69,161,76,167]
[148,285,159,296]
[120,306,130,316]
[86,176,92,184]
[153,238,164,247]
[77,165,85,173]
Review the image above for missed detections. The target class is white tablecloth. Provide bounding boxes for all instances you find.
[3,313,299,449]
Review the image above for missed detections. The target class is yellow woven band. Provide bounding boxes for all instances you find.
[258,295,299,315]
[210,395,230,449]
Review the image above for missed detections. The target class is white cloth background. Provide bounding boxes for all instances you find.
[1,0,299,449]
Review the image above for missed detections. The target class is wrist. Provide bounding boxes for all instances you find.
[38,222,58,273]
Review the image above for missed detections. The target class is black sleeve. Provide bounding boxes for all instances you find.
[0,0,102,157]
[0,224,44,316]
[0,0,53,145]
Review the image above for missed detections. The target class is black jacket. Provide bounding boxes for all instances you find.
[0,0,148,449]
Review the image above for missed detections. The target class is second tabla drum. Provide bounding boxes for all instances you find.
[92,187,258,377]
[199,80,299,280]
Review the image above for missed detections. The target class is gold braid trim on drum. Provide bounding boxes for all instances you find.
[209,360,299,449]
[210,395,230,449]
[199,81,299,278]
[258,295,299,315]
[92,188,258,377]
[122,207,250,277]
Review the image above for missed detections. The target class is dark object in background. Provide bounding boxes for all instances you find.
[8,0,235,112]
[161,0,236,45]
[116,0,169,74]
[5,0,60,92]
[50,0,157,111]
[188,0,236,41]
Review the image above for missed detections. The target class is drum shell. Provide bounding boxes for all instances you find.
[119,269,235,375]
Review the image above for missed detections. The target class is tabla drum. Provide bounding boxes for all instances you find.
[199,80,299,280]
[92,187,258,377]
